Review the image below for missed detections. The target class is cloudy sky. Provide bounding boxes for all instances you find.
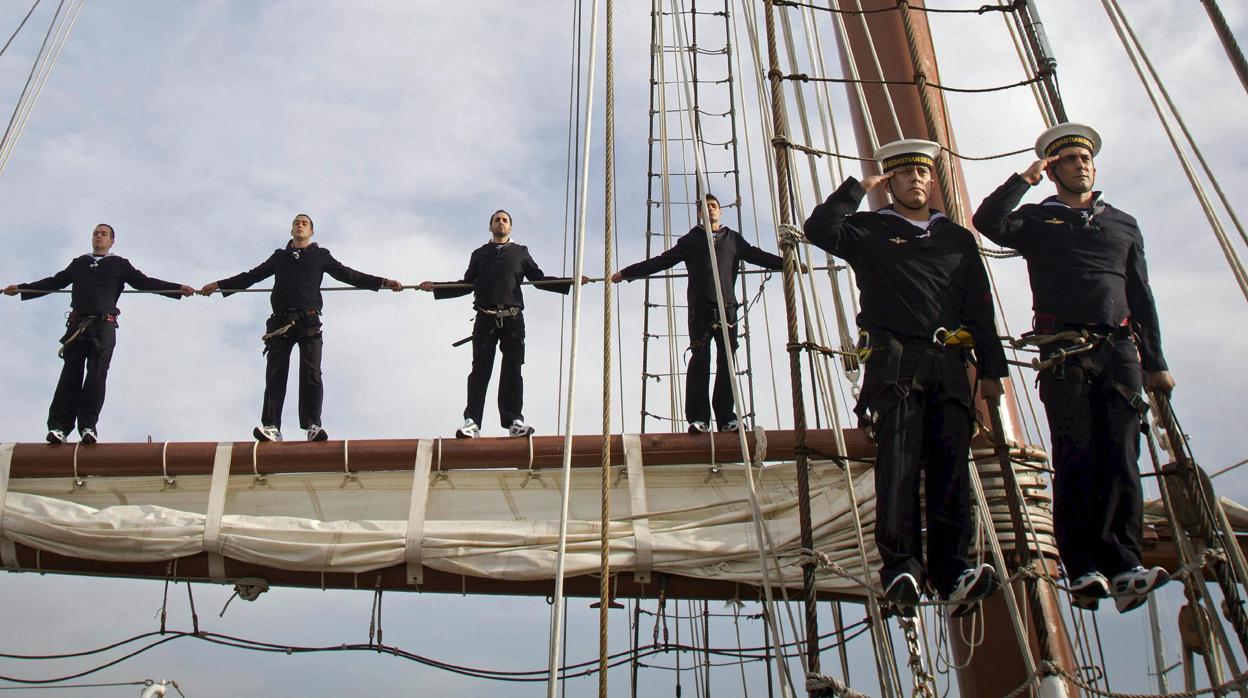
[0,1,1245,696]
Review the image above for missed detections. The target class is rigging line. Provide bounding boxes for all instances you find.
[800,0,864,401]
[598,0,615,693]
[555,0,586,431]
[775,0,1022,15]
[996,0,1053,128]
[735,0,788,427]
[545,0,600,694]
[776,5,843,427]
[779,70,1045,94]
[1108,0,1248,254]
[0,0,83,179]
[670,1,798,693]
[1100,0,1248,304]
[1211,457,1248,480]
[1201,0,1248,96]
[0,0,63,169]
[0,680,154,691]
[0,0,41,60]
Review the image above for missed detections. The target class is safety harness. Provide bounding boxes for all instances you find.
[853,325,974,431]
[57,312,117,358]
[1012,325,1150,417]
[261,309,319,355]
[452,306,522,347]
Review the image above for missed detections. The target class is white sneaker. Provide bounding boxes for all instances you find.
[79,428,98,445]
[306,425,328,442]
[455,419,480,439]
[1069,571,1110,610]
[884,573,920,618]
[718,419,739,432]
[1112,566,1170,614]
[687,421,709,434]
[508,420,535,437]
[948,564,1000,618]
[253,425,282,442]
[46,429,66,444]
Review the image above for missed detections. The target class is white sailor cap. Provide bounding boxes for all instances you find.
[874,138,941,173]
[1035,122,1101,159]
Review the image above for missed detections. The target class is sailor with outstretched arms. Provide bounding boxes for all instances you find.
[200,213,403,442]
[972,123,1173,613]
[802,140,1006,618]
[418,209,581,438]
[3,223,194,444]
[612,193,786,433]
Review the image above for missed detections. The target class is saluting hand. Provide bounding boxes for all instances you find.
[382,279,404,292]
[178,285,195,297]
[610,272,623,284]
[861,171,894,192]
[2,284,18,296]
[1020,156,1058,186]
[199,282,219,296]
[417,281,434,292]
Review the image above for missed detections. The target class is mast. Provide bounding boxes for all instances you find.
[832,1,1079,695]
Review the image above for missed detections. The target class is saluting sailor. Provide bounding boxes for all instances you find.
[803,139,1006,618]
[973,123,1173,612]
[418,209,581,438]
[3,223,194,444]
[611,193,786,434]
[200,213,403,442]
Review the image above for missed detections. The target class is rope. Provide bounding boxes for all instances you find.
[670,2,798,693]
[1202,0,1248,96]
[597,0,616,694]
[0,0,41,60]
[1100,0,1248,304]
[776,70,1045,95]
[804,673,872,698]
[0,0,84,180]
[545,0,600,693]
[775,0,1022,15]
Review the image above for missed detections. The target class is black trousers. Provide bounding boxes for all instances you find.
[685,303,739,427]
[48,319,117,434]
[261,314,323,431]
[1040,336,1145,580]
[862,344,973,597]
[464,312,525,429]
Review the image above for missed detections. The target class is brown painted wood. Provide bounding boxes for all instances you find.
[6,428,874,479]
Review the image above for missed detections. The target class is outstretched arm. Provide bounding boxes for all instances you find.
[615,236,688,282]
[7,259,77,300]
[736,233,785,271]
[123,261,193,298]
[522,251,575,295]
[203,252,279,296]
[422,253,478,300]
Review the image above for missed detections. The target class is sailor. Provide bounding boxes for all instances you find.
[200,214,402,442]
[3,224,193,444]
[802,140,1006,618]
[611,194,785,433]
[418,209,580,438]
[973,123,1173,613]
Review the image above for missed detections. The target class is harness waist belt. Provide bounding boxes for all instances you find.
[477,306,521,318]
